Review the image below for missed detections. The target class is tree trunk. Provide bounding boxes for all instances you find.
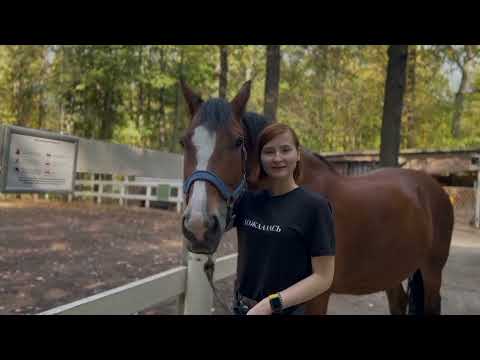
[380,45,408,168]
[452,68,468,139]
[313,45,329,138]
[219,45,228,99]
[170,48,184,153]
[100,89,115,140]
[38,95,46,129]
[159,47,167,149]
[405,45,417,148]
[137,47,144,129]
[264,45,281,121]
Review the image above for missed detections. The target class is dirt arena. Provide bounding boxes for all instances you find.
[0,199,478,315]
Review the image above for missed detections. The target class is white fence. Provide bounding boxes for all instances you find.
[39,253,238,315]
[72,176,183,213]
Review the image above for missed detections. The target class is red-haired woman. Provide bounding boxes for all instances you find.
[232,123,336,315]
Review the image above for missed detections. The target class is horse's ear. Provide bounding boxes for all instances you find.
[180,80,204,118]
[231,80,251,117]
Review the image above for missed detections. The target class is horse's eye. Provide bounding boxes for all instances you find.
[235,138,244,148]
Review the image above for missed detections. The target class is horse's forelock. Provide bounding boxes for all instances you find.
[198,98,233,131]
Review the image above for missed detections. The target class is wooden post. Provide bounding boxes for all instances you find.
[146,185,151,209]
[97,181,103,205]
[176,187,182,214]
[183,252,214,315]
[176,238,188,315]
[90,173,95,204]
[120,176,126,206]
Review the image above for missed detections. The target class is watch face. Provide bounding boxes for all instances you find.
[270,296,282,312]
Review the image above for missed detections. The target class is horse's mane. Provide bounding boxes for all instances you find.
[312,152,339,174]
[241,112,272,146]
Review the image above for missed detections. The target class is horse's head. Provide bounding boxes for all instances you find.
[180,80,251,254]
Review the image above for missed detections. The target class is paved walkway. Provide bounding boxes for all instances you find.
[327,222,480,315]
[208,222,480,315]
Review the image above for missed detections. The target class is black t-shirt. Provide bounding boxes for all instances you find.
[233,186,335,302]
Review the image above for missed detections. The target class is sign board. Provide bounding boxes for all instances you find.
[0,125,79,193]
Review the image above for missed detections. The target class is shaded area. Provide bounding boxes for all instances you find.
[0,199,236,314]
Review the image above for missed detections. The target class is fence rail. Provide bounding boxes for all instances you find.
[72,177,183,213]
[39,253,238,315]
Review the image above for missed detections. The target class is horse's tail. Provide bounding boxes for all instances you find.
[407,269,424,315]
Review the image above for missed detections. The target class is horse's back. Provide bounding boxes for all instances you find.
[309,167,454,294]
[353,167,454,255]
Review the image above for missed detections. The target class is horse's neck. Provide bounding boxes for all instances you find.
[302,149,339,178]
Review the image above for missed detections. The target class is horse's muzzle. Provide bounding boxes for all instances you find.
[182,213,222,254]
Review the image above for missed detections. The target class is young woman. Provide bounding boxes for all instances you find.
[232,123,336,315]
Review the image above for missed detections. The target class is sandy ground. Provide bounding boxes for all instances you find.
[0,199,478,315]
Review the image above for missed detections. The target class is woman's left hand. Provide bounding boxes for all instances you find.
[246,298,272,315]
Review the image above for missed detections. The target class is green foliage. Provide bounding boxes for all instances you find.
[0,45,478,154]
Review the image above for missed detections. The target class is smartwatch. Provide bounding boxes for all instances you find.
[268,293,283,314]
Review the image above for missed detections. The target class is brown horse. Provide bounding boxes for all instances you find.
[180,80,454,315]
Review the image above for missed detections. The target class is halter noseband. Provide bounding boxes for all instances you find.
[183,143,247,232]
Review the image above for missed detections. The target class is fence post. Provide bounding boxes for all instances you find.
[176,238,188,315]
[90,173,95,204]
[183,251,214,315]
[146,185,151,209]
[119,176,125,206]
[97,178,103,205]
[176,186,182,214]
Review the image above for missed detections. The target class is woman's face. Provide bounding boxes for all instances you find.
[260,131,300,181]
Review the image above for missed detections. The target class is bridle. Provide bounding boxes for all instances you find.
[182,139,248,314]
[182,140,248,232]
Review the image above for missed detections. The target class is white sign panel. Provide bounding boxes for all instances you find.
[1,126,78,193]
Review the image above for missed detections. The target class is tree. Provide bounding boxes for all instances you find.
[404,45,417,149]
[264,45,281,120]
[0,46,49,128]
[219,45,228,99]
[0,45,477,155]
[442,45,480,138]
[380,45,408,167]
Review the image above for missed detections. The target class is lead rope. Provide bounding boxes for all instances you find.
[204,256,232,314]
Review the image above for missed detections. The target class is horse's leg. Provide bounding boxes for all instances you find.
[305,291,331,315]
[385,283,408,315]
[420,265,442,315]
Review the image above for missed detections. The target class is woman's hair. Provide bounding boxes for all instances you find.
[250,122,303,183]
